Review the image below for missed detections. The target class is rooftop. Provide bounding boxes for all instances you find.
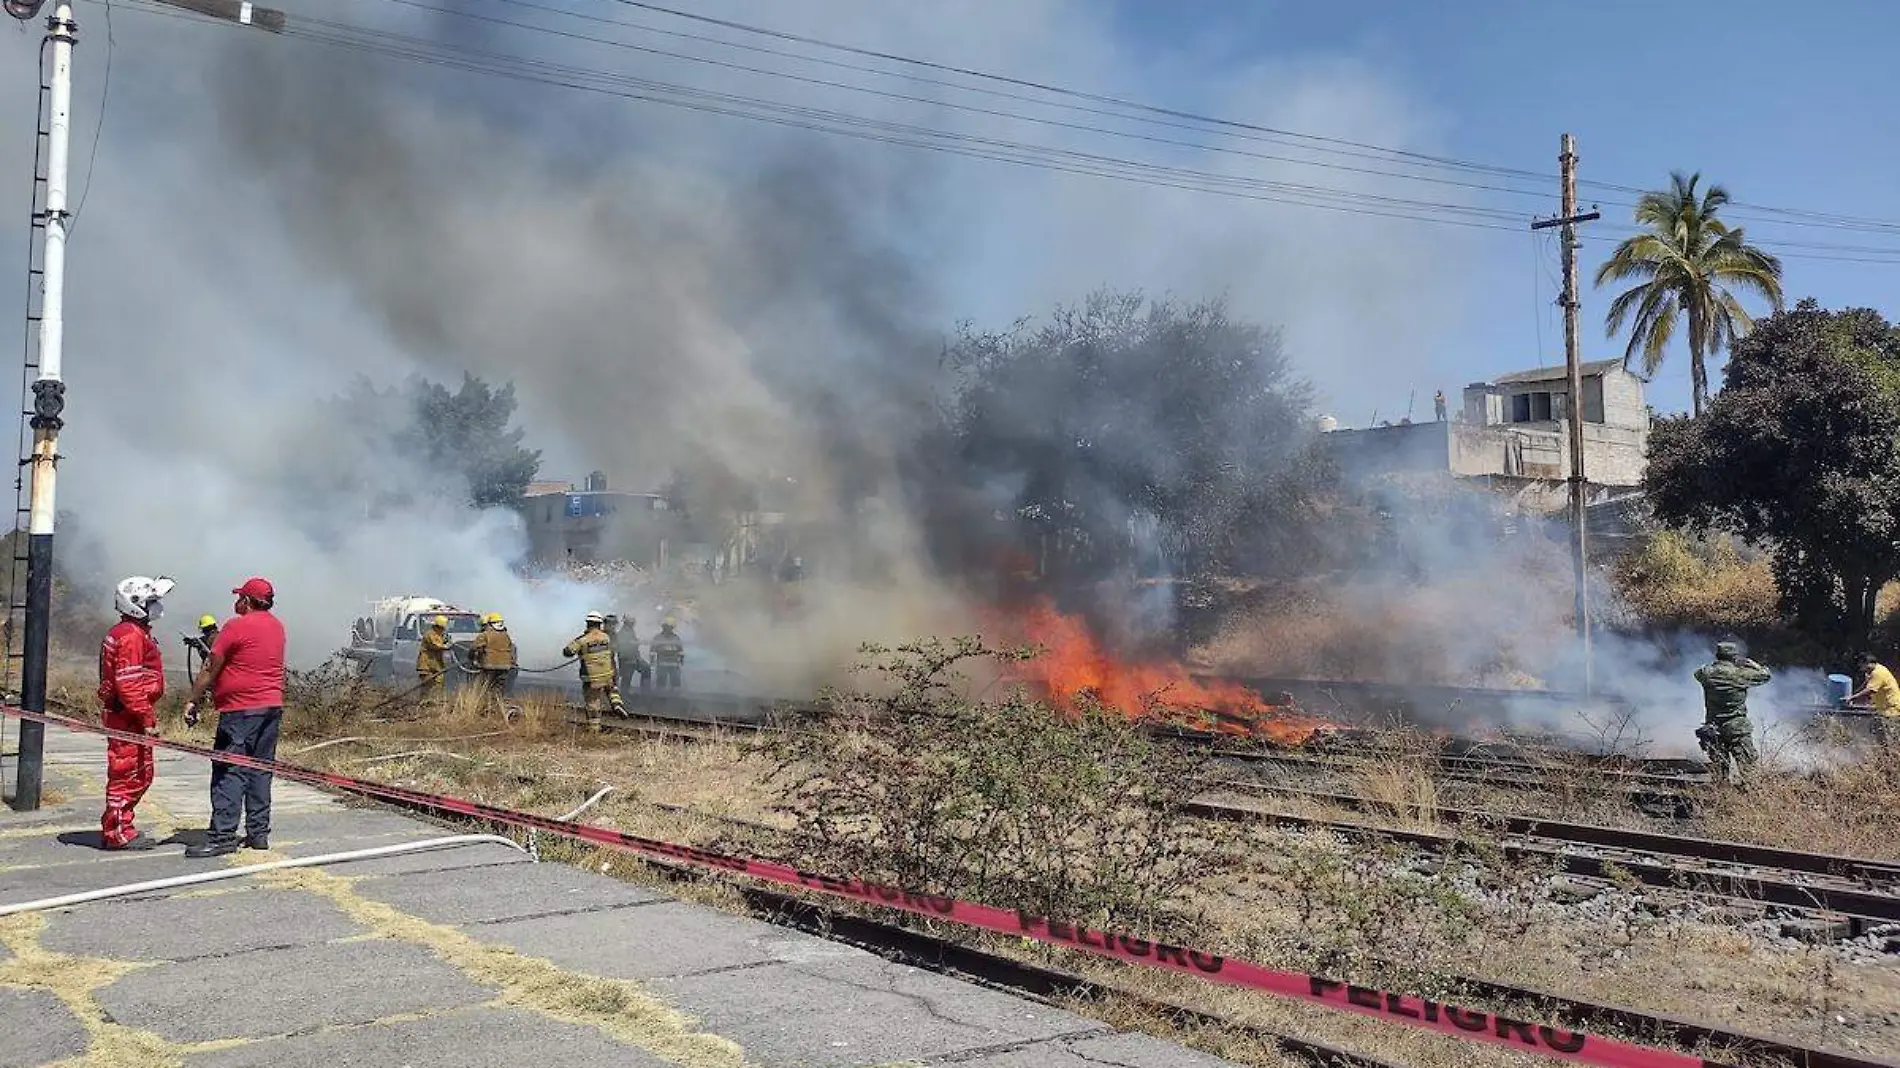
[1490,358,1624,385]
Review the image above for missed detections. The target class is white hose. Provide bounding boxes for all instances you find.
[350,749,482,766]
[557,785,616,822]
[529,786,616,861]
[0,834,529,917]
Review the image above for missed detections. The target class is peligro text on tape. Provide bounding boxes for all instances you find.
[0,705,1717,1068]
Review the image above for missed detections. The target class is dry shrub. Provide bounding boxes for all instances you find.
[1613,530,1780,633]
[1348,737,1443,828]
[1701,724,1900,859]
[758,637,1231,934]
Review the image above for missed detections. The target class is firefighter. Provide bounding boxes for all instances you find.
[563,612,620,731]
[182,614,219,679]
[468,612,518,716]
[416,615,451,704]
[650,619,685,690]
[99,576,173,851]
[1693,641,1771,783]
[605,613,651,695]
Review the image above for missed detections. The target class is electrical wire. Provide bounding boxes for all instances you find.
[594,0,1900,236]
[96,0,1900,264]
[64,0,110,237]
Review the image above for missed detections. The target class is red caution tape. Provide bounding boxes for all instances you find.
[2,704,1716,1068]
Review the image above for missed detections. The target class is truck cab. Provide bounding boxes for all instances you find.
[345,597,482,682]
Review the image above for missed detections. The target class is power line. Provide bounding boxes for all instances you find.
[383,0,1576,207]
[65,0,113,236]
[598,0,1900,236]
[98,0,1900,265]
[135,1,1538,230]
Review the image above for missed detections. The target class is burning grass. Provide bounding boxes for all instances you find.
[1001,599,1333,744]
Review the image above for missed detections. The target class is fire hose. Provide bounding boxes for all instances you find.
[0,835,530,918]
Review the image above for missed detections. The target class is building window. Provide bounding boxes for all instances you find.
[1510,391,1554,423]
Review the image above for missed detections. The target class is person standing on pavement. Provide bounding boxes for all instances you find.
[98,575,174,851]
[181,577,287,858]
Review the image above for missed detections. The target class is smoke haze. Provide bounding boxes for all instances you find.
[0,0,1477,681]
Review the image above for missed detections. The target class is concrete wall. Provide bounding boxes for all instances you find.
[1323,421,1450,482]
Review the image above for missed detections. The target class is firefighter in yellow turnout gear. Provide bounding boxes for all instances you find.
[468,612,517,717]
[417,615,452,704]
[563,612,622,732]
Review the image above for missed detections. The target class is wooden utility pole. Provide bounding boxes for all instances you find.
[1531,134,1600,692]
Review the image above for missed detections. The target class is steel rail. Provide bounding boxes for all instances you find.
[1190,799,1900,927]
[1220,783,1900,886]
[354,784,1898,1068]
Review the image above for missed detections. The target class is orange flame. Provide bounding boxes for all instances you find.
[999,600,1331,746]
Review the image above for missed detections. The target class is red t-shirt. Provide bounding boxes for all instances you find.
[211,610,287,712]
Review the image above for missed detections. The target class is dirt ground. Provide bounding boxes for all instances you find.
[32,666,1900,1068]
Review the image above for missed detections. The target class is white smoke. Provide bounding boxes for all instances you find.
[0,0,1484,680]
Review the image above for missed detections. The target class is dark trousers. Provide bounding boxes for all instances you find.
[210,709,282,844]
[655,664,681,689]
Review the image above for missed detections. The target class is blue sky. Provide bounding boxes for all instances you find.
[1107,0,1900,415]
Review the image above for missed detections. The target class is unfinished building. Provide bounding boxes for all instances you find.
[1323,359,1651,515]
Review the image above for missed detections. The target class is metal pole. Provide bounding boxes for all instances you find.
[1559,133,1591,694]
[12,2,74,811]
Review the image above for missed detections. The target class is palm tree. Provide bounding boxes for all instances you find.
[1595,172,1784,417]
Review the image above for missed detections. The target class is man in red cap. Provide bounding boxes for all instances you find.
[182,577,287,858]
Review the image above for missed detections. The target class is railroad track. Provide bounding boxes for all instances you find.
[1225,783,1900,886]
[386,787,1900,1068]
[1193,789,1900,931]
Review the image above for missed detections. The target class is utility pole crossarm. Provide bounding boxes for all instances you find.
[147,0,286,33]
[1529,210,1601,231]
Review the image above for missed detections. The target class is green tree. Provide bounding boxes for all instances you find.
[939,289,1327,590]
[336,372,541,510]
[1595,172,1785,417]
[1645,300,1900,645]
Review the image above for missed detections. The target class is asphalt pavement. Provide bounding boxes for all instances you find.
[0,721,1242,1067]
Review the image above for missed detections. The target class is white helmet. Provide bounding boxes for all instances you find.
[114,575,176,622]
[584,611,605,625]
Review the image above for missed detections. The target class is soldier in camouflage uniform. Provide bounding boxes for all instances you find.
[1693,641,1770,783]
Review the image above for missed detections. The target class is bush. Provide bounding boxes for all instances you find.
[757,637,1231,934]
[1613,530,1780,634]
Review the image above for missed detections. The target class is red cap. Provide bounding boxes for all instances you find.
[232,577,275,600]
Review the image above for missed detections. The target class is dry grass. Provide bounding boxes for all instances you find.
[1698,724,1900,861]
[1613,531,1781,634]
[45,664,1900,1067]
[0,913,183,1068]
[259,865,748,1068]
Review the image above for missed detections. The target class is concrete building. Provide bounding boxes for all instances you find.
[521,472,677,567]
[1323,359,1651,508]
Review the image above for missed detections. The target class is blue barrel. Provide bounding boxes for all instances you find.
[1828,674,1853,706]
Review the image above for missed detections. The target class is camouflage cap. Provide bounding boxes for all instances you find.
[1714,641,1741,659]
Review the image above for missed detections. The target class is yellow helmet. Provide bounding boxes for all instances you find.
[197,614,217,630]
[662,617,677,629]
[432,615,448,628]
[484,612,504,626]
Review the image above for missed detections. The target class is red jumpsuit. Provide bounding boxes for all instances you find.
[98,618,164,848]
